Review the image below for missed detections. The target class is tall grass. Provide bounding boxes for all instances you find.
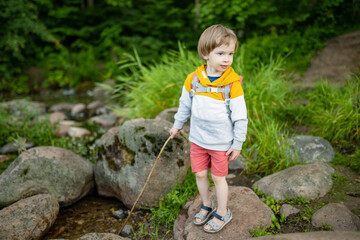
[110,43,203,118]
[308,77,360,144]
[234,52,298,175]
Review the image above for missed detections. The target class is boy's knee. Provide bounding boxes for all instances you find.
[211,174,226,183]
[195,170,208,179]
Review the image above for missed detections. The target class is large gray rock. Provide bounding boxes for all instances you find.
[0,99,46,118]
[94,118,190,209]
[247,231,360,240]
[311,202,360,231]
[0,194,59,240]
[71,103,87,121]
[87,100,103,117]
[253,162,334,200]
[174,186,273,240]
[288,135,335,163]
[0,146,94,208]
[49,103,75,116]
[78,233,130,240]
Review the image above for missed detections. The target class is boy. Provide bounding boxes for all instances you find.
[169,24,248,233]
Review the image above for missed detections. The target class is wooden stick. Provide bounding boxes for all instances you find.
[117,136,172,235]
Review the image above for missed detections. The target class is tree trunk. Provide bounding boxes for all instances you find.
[87,0,94,8]
[195,0,200,30]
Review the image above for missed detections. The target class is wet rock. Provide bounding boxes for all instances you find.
[0,99,46,118]
[94,118,190,209]
[280,204,300,218]
[0,138,34,154]
[78,233,130,240]
[112,209,127,219]
[287,135,335,163]
[311,202,360,231]
[56,125,71,137]
[120,224,132,237]
[71,103,86,121]
[0,194,59,240]
[61,88,75,96]
[89,114,119,128]
[247,231,360,239]
[49,103,75,116]
[87,100,103,116]
[49,112,67,124]
[96,106,113,115]
[253,162,334,200]
[68,127,91,138]
[0,146,94,208]
[174,186,273,240]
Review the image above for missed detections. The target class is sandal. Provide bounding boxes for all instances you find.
[203,208,232,233]
[193,201,216,226]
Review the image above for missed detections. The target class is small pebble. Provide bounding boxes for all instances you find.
[112,209,127,219]
[120,224,132,237]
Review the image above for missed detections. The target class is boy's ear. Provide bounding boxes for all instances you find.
[203,55,209,61]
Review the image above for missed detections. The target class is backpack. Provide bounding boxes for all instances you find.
[189,72,242,119]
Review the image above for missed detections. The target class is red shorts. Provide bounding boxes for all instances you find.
[190,143,229,177]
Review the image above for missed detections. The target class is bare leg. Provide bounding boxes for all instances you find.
[195,169,211,223]
[204,174,228,230]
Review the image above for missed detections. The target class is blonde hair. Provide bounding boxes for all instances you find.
[198,24,238,61]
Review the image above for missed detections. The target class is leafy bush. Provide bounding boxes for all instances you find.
[42,47,100,88]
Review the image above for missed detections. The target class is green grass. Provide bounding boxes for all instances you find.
[149,168,198,227]
[0,105,56,147]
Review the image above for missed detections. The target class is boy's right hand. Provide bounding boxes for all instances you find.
[169,127,181,139]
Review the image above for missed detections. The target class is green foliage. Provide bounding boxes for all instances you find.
[287,77,360,145]
[310,78,360,144]
[0,105,55,147]
[111,44,203,118]
[43,47,100,88]
[132,223,161,240]
[250,226,273,237]
[150,168,198,227]
[0,0,57,94]
[236,52,299,175]
[1,0,359,94]
[332,150,360,173]
[0,158,15,175]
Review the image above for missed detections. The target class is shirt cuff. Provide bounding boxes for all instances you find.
[173,120,184,130]
[231,140,244,151]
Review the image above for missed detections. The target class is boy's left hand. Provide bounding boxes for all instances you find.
[226,148,241,161]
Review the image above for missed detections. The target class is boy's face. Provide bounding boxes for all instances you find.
[203,40,236,76]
